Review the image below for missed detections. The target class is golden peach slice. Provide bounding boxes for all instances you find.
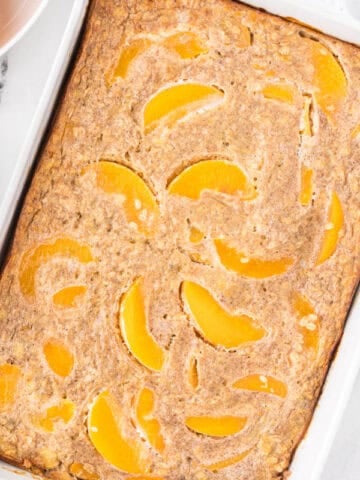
[107,38,152,83]
[52,285,87,308]
[232,374,287,398]
[185,415,247,437]
[293,293,320,352]
[162,31,208,59]
[351,124,360,139]
[189,252,211,266]
[220,20,252,48]
[144,83,224,134]
[106,32,207,85]
[19,237,93,299]
[0,364,21,410]
[237,25,252,48]
[205,448,252,471]
[262,83,295,104]
[85,161,159,236]
[214,239,294,278]
[265,70,276,77]
[317,192,343,265]
[168,160,257,200]
[299,166,313,206]
[189,226,205,244]
[43,340,74,377]
[135,388,165,453]
[69,463,99,480]
[88,390,148,474]
[181,281,265,349]
[119,278,165,372]
[188,357,199,389]
[309,40,347,120]
[37,399,75,432]
[301,95,313,136]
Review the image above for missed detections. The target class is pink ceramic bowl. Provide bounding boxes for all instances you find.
[0,0,48,57]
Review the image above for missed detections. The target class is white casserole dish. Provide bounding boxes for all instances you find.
[0,0,89,252]
[242,0,360,46]
[0,0,358,479]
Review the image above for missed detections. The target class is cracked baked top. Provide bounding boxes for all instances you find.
[0,1,359,479]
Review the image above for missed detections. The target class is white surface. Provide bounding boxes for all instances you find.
[0,0,88,250]
[323,367,360,480]
[0,1,359,480]
[242,0,360,45]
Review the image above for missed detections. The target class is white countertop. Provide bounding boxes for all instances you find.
[322,369,360,480]
[0,1,359,479]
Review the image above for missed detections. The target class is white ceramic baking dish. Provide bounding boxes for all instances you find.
[0,0,358,479]
[242,0,360,46]
[0,0,89,251]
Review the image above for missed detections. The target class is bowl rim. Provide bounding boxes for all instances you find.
[0,0,49,58]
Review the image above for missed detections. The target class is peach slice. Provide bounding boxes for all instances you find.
[293,293,320,351]
[232,374,287,398]
[19,237,93,299]
[161,31,208,59]
[301,95,313,136]
[144,83,224,134]
[135,388,165,453]
[37,399,75,432]
[119,278,165,372]
[205,448,252,471]
[309,40,347,120]
[214,239,294,278]
[52,285,87,308]
[220,20,252,48]
[236,25,252,48]
[181,281,265,349]
[85,161,159,236]
[252,63,266,71]
[351,124,360,139]
[0,364,21,410]
[43,340,74,377]
[317,192,343,265]
[88,390,148,474]
[299,166,313,206]
[188,357,199,389]
[185,415,247,437]
[69,463,99,480]
[189,252,211,266]
[168,160,257,200]
[262,83,295,104]
[113,38,152,80]
[107,32,208,84]
[189,226,204,244]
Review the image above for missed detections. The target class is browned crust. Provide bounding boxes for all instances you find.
[0,1,359,479]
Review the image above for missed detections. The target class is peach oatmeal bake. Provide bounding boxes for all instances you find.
[0,1,359,480]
